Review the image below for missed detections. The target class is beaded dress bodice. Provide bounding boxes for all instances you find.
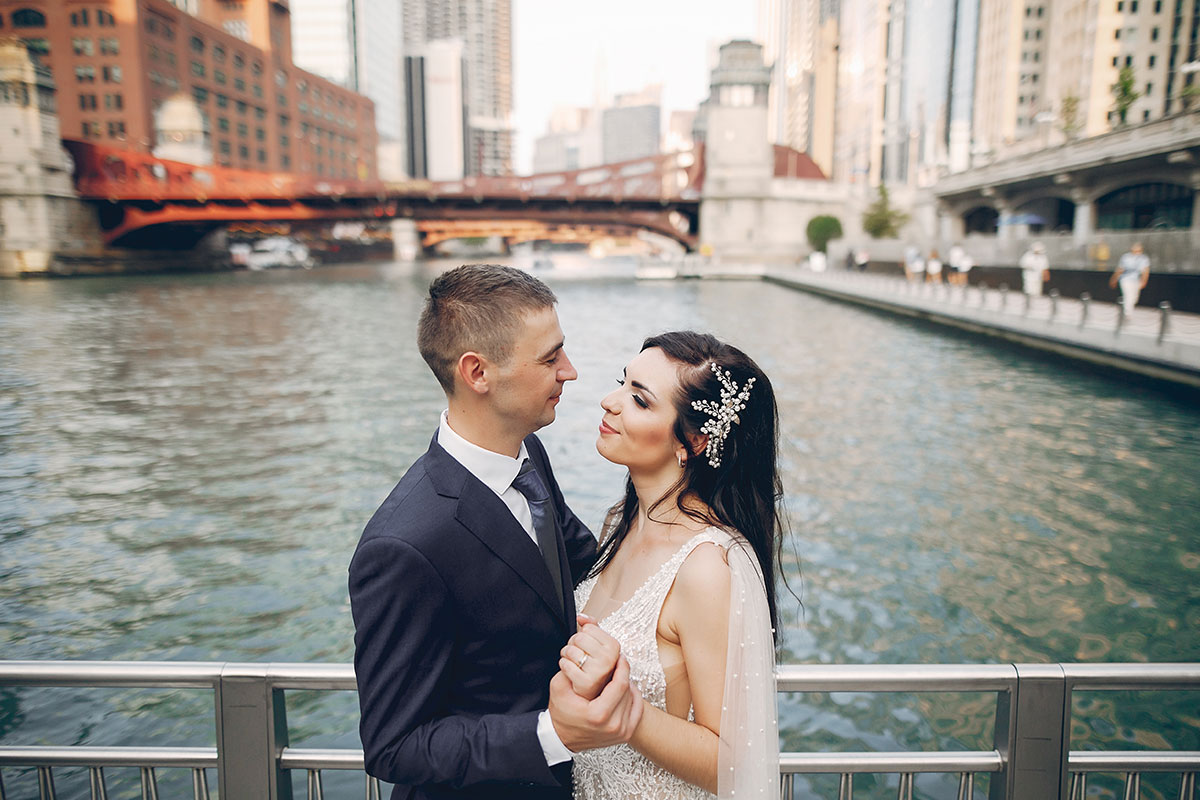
[572,529,732,800]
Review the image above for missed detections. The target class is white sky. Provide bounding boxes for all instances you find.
[511,0,758,173]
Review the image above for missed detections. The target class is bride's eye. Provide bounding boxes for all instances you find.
[632,395,649,409]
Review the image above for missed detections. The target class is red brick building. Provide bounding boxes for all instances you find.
[0,0,377,179]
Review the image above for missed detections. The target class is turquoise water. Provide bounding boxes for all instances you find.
[1,259,1197,798]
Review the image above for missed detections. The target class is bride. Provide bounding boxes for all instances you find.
[560,331,782,800]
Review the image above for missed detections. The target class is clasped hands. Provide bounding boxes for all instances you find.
[548,614,644,752]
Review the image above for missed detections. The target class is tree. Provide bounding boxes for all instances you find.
[1181,84,1200,112]
[1059,93,1081,139]
[861,185,910,239]
[1111,66,1141,126]
[805,215,843,253]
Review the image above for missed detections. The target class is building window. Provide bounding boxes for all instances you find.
[1126,54,1134,65]
[219,140,230,155]
[107,120,125,138]
[254,106,265,120]
[255,128,264,141]
[191,61,205,78]
[1131,0,1138,9]
[79,93,97,110]
[234,77,245,91]
[99,37,118,55]
[190,35,204,53]
[75,65,96,83]
[1117,0,1124,9]
[214,69,226,85]
[1143,109,1151,120]
[257,149,266,163]
[1037,5,1044,15]
[236,122,247,137]
[1151,26,1159,39]
[82,120,101,138]
[278,114,289,129]
[104,92,122,110]
[1154,0,1162,10]
[280,134,289,147]
[1115,28,1121,38]
[252,84,262,98]
[103,66,121,83]
[281,154,290,168]
[217,117,229,132]
[274,69,286,87]
[277,93,287,107]
[193,86,209,103]
[72,37,94,55]
[166,51,175,66]
[238,144,248,158]
[1150,54,1157,67]
[223,19,248,41]
[298,102,308,113]
[14,8,47,27]
[216,93,228,108]
[251,60,262,76]
[69,9,89,26]
[1146,82,1153,94]
[236,100,246,113]
[212,45,225,62]
[233,53,244,69]
[97,9,114,25]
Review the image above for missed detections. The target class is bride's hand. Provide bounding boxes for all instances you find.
[559,615,620,700]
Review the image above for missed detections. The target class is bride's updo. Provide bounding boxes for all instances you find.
[589,331,784,639]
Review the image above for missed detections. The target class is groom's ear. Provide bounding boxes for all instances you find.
[456,351,490,396]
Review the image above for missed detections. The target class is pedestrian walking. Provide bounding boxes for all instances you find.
[925,249,943,283]
[1019,242,1050,297]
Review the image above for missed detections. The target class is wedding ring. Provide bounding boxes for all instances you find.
[576,653,589,670]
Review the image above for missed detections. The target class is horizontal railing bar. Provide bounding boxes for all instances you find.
[0,661,222,688]
[1063,663,1200,690]
[265,663,356,691]
[0,746,217,768]
[279,748,364,770]
[779,751,1004,773]
[776,664,1018,692]
[1069,751,1200,772]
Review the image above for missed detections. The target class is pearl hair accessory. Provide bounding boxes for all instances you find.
[691,361,755,468]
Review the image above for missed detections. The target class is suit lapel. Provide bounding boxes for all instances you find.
[426,436,568,627]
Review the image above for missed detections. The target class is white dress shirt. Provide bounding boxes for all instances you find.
[436,411,574,766]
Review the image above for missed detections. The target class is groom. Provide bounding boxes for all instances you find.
[349,264,641,800]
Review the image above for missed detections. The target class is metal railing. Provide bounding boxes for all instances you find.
[1,661,1197,799]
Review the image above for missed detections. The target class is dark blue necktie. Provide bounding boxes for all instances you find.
[512,459,564,614]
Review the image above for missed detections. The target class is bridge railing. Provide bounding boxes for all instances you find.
[0,661,1197,800]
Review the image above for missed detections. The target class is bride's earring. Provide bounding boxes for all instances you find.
[677,453,685,468]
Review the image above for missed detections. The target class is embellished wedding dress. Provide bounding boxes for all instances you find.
[572,528,779,800]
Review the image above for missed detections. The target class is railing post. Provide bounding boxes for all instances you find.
[1159,301,1172,343]
[1079,293,1091,329]
[1001,664,1069,800]
[1048,289,1060,323]
[1000,283,1009,310]
[217,663,293,800]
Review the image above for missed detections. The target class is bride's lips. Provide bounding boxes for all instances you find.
[599,420,618,435]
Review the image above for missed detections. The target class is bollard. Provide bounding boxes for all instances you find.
[1158,301,1172,343]
[1048,289,1060,323]
[1079,292,1091,329]
[999,283,1009,311]
[1024,291,1032,316]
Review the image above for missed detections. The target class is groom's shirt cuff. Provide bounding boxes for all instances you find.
[537,709,574,765]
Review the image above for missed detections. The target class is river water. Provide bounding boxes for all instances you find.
[1,257,1197,799]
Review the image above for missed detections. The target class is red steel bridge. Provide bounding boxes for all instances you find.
[62,140,824,251]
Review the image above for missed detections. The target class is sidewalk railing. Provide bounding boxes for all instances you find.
[0,661,1197,800]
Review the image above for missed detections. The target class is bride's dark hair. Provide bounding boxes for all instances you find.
[585,330,784,639]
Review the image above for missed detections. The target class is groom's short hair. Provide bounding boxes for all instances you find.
[418,264,558,393]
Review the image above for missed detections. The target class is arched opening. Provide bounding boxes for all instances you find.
[963,206,999,235]
[1096,182,1194,230]
[11,8,46,27]
[1013,197,1075,233]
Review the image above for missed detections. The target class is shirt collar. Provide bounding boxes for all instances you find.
[438,410,529,496]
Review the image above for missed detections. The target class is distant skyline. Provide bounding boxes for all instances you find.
[511,0,757,173]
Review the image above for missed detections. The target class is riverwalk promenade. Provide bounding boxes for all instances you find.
[757,269,1200,391]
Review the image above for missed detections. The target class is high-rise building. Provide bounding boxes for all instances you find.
[1,0,378,178]
[531,105,601,173]
[601,86,661,164]
[972,0,1198,161]
[404,39,467,181]
[403,0,513,176]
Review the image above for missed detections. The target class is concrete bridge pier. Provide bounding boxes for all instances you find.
[391,218,420,261]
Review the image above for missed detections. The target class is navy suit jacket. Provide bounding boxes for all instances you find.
[349,432,597,800]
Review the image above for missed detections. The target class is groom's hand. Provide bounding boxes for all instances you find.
[558,616,619,700]
[549,653,644,752]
